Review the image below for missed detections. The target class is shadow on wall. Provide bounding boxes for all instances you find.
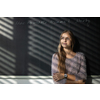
[85,57,92,84]
[73,36,80,52]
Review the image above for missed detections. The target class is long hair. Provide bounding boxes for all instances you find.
[56,30,75,73]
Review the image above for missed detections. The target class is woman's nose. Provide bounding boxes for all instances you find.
[64,39,67,41]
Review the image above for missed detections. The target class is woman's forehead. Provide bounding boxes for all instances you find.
[61,33,71,38]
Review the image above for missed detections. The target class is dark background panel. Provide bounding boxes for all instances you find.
[0,17,100,75]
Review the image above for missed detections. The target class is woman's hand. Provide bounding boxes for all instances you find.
[53,73,65,82]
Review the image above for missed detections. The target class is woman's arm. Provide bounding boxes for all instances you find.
[65,74,86,84]
[66,79,85,84]
[51,54,58,76]
[53,73,76,81]
[53,73,85,84]
[66,74,75,81]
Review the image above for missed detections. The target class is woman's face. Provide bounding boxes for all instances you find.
[60,32,72,48]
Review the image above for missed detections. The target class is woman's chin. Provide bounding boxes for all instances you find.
[62,45,67,47]
[62,46,68,48]
[62,45,71,49]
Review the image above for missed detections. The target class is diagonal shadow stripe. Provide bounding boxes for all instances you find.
[0,57,16,68]
[29,17,63,34]
[0,30,13,40]
[0,46,16,75]
[28,29,58,47]
[28,18,60,38]
[0,17,14,25]
[0,62,15,73]
[0,79,17,84]
[0,20,14,30]
[0,17,14,40]
[1,51,16,63]
[28,46,51,62]
[28,41,53,56]
[28,63,49,75]
[28,35,57,52]
[28,25,59,44]
[28,52,50,66]
[1,25,13,35]
[0,47,16,57]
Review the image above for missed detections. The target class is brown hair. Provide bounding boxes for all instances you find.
[56,30,75,73]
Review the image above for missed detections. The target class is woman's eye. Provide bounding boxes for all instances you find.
[61,37,64,39]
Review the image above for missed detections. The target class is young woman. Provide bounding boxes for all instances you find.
[51,30,87,84]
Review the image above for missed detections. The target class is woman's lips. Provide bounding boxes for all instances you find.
[63,43,67,45]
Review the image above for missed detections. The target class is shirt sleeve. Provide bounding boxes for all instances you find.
[75,53,87,81]
[51,53,59,76]
[51,53,67,84]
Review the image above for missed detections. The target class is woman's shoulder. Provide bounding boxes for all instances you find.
[76,52,86,59]
[52,52,59,59]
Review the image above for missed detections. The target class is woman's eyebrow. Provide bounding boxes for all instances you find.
[61,36,69,38]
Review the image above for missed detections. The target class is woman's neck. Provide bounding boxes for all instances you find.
[63,48,73,55]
